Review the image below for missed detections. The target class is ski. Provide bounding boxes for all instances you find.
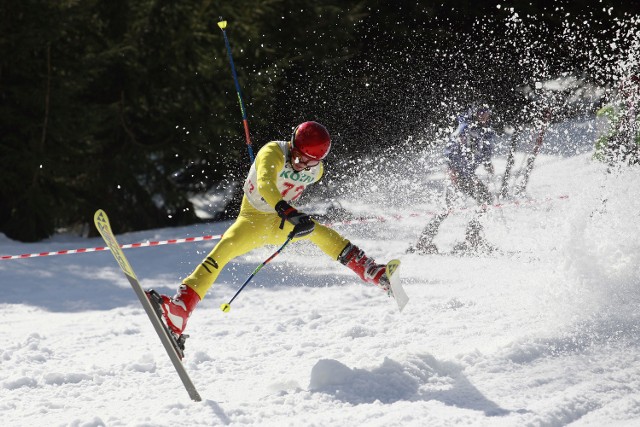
[94,209,202,402]
[386,259,409,312]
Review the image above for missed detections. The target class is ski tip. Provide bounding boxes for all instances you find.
[94,208,107,222]
[386,259,401,277]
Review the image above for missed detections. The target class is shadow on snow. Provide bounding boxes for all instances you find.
[308,354,524,416]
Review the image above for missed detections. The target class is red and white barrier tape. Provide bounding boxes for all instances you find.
[0,195,568,261]
[0,235,223,260]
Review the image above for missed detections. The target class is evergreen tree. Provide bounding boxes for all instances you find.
[1,0,637,241]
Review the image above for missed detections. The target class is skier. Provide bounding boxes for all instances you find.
[151,121,392,336]
[407,104,496,255]
[594,74,639,166]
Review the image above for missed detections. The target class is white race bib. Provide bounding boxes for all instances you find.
[243,141,322,212]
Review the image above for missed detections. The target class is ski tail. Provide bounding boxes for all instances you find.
[386,259,409,312]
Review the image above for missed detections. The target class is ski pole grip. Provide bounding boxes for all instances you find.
[275,200,296,230]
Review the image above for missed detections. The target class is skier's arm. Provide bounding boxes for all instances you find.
[451,121,468,144]
[315,162,324,182]
[255,142,285,209]
[275,200,314,238]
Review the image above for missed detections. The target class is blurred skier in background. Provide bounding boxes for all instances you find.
[407,104,497,255]
[594,74,639,166]
[148,121,393,337]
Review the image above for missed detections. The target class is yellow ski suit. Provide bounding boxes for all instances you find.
[183,141,349,299]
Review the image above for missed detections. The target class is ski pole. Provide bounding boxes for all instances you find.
[220,236,293,312]
[499,129,518,199]
[217,18,255,163]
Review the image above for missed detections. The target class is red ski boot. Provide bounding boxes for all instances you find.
[148,284,200,335]
[338,243,390,291]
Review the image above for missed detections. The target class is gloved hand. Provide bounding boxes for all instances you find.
[275,200,315,238]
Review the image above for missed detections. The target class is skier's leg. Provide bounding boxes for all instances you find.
[158,203,274,334]
[408,211,449,254]
[470,177,492,207]
[464,216,484,246]
[301,224,389,290]
[458,177,495,252]
[183,213,272,299]
[301,222,349,259]
[407,180,458,254]
[336,242,389,290]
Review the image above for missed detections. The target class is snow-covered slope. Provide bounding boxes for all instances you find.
[1,117,639,427]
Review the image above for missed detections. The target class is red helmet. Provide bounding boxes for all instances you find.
[291,121,331,160]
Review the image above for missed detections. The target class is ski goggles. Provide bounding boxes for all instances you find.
[291,148,321,168]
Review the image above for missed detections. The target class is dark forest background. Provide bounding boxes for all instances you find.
[1,0,638,241]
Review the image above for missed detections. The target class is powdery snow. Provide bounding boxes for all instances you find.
[1,118,639,426]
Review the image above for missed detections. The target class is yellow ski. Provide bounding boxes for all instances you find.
[94,209,202,402]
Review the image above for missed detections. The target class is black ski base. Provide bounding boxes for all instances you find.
[145,289,188,360]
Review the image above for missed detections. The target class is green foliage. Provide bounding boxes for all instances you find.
[594,99,640,166]
[0,0,638,241]
[0,0,370,241]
